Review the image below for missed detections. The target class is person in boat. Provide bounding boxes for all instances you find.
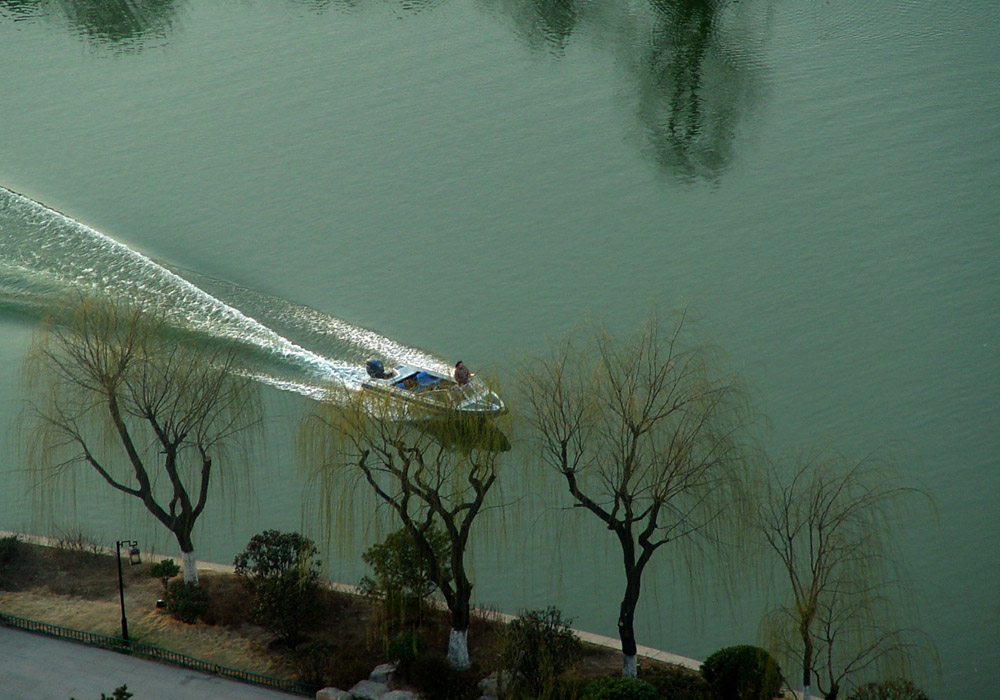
[365,358,394,379]
[454,360,471,385]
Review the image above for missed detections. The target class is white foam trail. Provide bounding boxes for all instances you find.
[270,300,447,372]
[0,187,424,397]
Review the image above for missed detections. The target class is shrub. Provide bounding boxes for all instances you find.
[166,581,210,623]
[0,535,21,588]
[700,645,783,700]
[291,639,373,689]
[148,558,180,596]
[359,526,451,622]
[71,685,133,700]
[581,676,661,700]
[0,534,21,568]
[234,530,321,645]
[52,528,103,559]
[292,642,336,686]
[388,629,427,664]
[0,535,21,587]
[549,676,589,700]
[388,629,430,685]
[644,664,713,700]
[408,651,480,700]
[292,640,336,686]
[499,606,582,697]
[846,678,932,700]
[200,573,254,626]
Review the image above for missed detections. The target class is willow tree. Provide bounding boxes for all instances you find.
[300,386,508,669]
[520,311,755,677]
[757,448,934,700]
[22,292,262,584]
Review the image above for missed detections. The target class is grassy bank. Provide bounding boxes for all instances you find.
[1,535,669,695]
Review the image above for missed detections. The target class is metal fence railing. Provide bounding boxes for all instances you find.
[0,612,319,697]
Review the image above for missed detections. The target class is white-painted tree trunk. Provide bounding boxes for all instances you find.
[804,683,811,700]
[182,550,199,585]
[622,653,637,678]
[448,628,470,670]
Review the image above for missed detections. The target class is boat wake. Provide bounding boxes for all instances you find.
[0,186,442,400]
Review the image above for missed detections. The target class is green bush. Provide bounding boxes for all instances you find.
[554,677,590,700]
[700,645,783,700]
[359,526,451,621]
[0,534,21,588]
[71,685,133,700]
[166,581,210,623]
[644,664,713,700]
[148,558,180,596]
[0,534,21,567]
[234,530,321,645]
[387,629,427,664]
[846,679,932,700]
[500,606,582,697]
[581,676,661,700]
[386,629,428,684]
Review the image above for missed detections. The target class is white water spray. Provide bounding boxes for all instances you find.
[0,186,439,398]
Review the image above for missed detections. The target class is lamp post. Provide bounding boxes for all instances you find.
[115,540,141,642]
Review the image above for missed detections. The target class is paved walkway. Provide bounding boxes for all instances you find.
[0,626,299,700]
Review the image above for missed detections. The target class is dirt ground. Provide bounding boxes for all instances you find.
[0,538,632,691]
[0,541,293,675]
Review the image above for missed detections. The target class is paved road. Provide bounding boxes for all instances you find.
[0,626,301,700]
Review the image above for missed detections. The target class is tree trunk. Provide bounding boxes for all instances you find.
[618,572,640,678]
[448,628,470,670]
[622,652,638,678]
[446,578,472,669]
[177,530,198,584]
[181,550,198,584]
[802,637,812,700]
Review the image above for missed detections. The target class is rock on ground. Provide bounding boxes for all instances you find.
[382,692,417,700]
[316,688,352,700]
[348,679,390,700]
[369,662,396,684]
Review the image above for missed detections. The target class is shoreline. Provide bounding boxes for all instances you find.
[0,529,701,671]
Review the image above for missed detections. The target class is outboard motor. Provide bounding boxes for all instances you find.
[366,358,387,379]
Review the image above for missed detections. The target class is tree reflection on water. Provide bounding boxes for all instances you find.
[0,0,761,181]
[493,0,580,56]
[0,0,44,21]
[0,0,182,53]
[639,0,753,182]
[491,0,760,182]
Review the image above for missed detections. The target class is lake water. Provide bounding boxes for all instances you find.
[2,1,997,696]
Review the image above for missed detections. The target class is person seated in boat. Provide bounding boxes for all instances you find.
[365,358,394,379]
[453,360,471,385]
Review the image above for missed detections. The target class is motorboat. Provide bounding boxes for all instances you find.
[362,360,506,416]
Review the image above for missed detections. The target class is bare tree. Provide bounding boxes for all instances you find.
[520,311,755,677]
[300,387,508,669]
[22,292,262,584]
[757,448,934,700]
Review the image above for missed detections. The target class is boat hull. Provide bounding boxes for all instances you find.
[360,364,505,416]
